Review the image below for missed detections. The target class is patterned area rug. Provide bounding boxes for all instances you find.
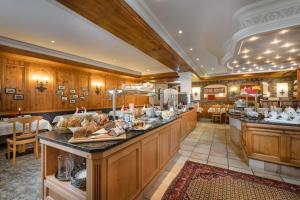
[163,161,300,200]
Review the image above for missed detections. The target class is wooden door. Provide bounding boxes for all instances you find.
[141,132,159,188]
[106,142,141,200]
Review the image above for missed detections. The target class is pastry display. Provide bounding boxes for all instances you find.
[71,127,88,138]
[103,121,116,131]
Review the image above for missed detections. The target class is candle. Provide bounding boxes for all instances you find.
[18,107,21,115]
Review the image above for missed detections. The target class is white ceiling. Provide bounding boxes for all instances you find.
[127,0,262,75]
[0,0,172,75]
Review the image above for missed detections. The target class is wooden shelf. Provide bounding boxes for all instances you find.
[44,175,86,200]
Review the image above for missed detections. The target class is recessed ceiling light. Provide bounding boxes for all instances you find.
[287,57,293,61]
[51,40,55,43]
[235,65,240,68]
[271,39,281,44]
[272,65,278,68]
[248,36,259,41]
[248,69,253,72]
[253,64,257,67]
[281,42,293,48]
[242,67,246,70]
[246,61,251,64]
[189,48,193,51]
[264,49,272,54]
[256,56,263,60]
[232,60,238,64]
[265,59,271,63]
[268,68,272,71]
[237,70,241,73]
[255,66,259,69]
[178,30,183,34]
[275,55,281,59]
[196,58,200,61]
[280,65,284,69]
[259,67,264,71]
[242,55,249,59]
[290,66,294,70]
[146,69,150,72]
[289,48,298,53]
[279,29,289,34]
[241,49,250,54]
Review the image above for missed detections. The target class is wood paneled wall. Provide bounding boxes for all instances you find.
[298,69,300,100]
[0,54,149,114]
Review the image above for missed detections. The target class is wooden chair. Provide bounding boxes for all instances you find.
[211,107,222,123]
[6,116,43,165]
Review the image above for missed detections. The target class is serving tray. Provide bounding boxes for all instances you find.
[264,118,300,125]
[68,133,126,144]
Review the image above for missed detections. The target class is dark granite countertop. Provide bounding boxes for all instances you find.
[39,116,179,153]
[240,117,300,127]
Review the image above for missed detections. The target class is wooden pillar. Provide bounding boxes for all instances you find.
[298,69,300,100]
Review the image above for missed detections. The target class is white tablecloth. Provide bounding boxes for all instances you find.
[207,107,227,113]
[0,119,52,136]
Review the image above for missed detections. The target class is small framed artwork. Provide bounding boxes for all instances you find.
[70,99,76,104]
[61,96,68,101]
[81,86,88,91]
[5,88,16,94]
[70,89,76,94]
[57,90,64,96]
[83,91,89,96]
[73,95,78,99]
[13,94,24,100]
[58,85,65,90]
[80,96,85,101]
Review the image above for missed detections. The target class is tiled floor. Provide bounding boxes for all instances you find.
[0,120,299,200]
[143,120,300,200]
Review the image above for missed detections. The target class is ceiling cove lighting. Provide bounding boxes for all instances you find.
[271,39,281,44]
[275,55,281,59]
[281,43,293,48]
[248,36,259,41]
[289,48,298,53]
[264,49,272,54]
[279,29,289,34]
[241,49,250,54]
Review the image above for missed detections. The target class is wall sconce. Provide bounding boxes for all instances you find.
[35,76,48,93]
[92,81,102,95]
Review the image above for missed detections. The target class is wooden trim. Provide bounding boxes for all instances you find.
[297,69,300,100]
[194,70,297,82]
[56,0,199,77]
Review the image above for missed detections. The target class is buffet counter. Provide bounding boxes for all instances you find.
[39,108,197,200]
[228,113,300,169]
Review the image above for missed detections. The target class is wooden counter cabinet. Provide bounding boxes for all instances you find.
[40,109,197,200]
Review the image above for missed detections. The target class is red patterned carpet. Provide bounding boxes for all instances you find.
[163,161,300,200]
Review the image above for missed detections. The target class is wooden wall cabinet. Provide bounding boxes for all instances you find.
[242,123,300,168]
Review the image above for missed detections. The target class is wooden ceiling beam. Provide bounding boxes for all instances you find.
[56,0,199,77]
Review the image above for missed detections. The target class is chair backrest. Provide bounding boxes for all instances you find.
[10,116,43,141]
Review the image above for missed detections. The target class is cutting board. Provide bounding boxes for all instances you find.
[68,133,126,144]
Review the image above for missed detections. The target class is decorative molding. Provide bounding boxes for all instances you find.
[0,36,141,76]
[125,0,205,76]
[222,0,300,71]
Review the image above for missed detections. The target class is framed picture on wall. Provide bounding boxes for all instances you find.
[70,99,76,104]
[61,96,68,101]
[13,94,24,100]
[58,85,65,90]
[73,95,78,99]
[80,96,85,101]
[56,90,64,96]
[70,89,76,94]
[81,86,88,91]
[5,88,16,94]
[83,91,89,96]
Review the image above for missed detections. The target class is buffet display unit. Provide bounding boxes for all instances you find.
[229,113,300,175]
[39,109,197,200]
